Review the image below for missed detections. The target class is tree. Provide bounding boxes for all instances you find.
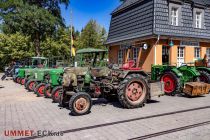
[0,33,34,70]
[79,19,107,49]
[0,0,70,56]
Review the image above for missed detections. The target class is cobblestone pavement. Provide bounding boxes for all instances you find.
[1,76,210,140]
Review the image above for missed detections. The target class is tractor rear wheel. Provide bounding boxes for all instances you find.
[199,71,210,83]
[118,74,149,109]
[69,92,92,116]
[161,71,181,95]
[51,86,62,103]
[35,83,46,97]
[17,77,21,84]
[44,84,52,98]
[20,78,26,85]
[26,80,37,92]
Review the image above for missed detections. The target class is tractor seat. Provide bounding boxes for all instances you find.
[120,60,141,70]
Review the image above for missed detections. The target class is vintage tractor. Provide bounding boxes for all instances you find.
[151,63,209,96]
[15,57,49,86]
[43,68,64,101]
[23,57,49,91]
[34,56,72,98]
[60,47,164,116]
[194,55,210,83]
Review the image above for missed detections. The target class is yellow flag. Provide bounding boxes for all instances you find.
[71,47,76,56]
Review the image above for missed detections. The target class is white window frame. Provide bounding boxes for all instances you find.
[194,47,201,59]
[133,48,140,63]
[118,50,123,65]
[171,7,179,26]
[195,12,202,28]
[206,48,210,59]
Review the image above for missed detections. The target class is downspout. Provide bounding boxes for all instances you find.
[154,35,160,65]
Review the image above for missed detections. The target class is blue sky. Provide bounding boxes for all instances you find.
[60,0,121,32]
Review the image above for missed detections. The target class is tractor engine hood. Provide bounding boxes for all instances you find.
[63,67,89,87]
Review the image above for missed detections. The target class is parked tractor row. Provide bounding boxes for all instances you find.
[3,46,210,116]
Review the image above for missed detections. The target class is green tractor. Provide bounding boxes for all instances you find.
[43,68,64,100]
[15,57,48,85]
[47,48,108,103]
[23,57,49,91]
[151,63,204,96]
[29,56,70,97]
[194,55,210,83]
[60,47,164,116]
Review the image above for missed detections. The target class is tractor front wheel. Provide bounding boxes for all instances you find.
[44,84,52,98]
[51,86,62,103]
[69,92,92,116]
[26,80,37,92]
[161,72,181,95]
[199,71,210,83]
[35,83,46,97]
[118,74,149,109]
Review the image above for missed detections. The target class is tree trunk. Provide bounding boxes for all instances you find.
[34,32,41,56]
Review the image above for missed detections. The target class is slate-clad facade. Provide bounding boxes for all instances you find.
[107,0,210,72]
[107,0,154,44]
[154,0,210,39]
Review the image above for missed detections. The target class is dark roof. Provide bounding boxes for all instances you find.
[193,0,210,5]
[112,0,140,15]
[112,0,210,15]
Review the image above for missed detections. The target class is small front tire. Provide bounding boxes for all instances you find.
[35,83,46,97]
[51,86,62,103]
[69,92,92,116]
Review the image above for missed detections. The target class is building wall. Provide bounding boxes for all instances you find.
[154,0,210,39]
[109,45,120,64]
[109,40,210,72]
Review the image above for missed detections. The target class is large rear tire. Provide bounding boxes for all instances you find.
[69,92,92,116]
[199,70,210,83]
[161,71,181,95]
[26,80,37,92]
[51,86,62,103]
[118,74,149,109]
[43,84,52,98]
[20,78,26,85]
[35,83,46,97]
[17,77,21,84]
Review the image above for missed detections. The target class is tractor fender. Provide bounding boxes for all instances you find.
[184,68,200,77]
[164,68,183,78]
[119,70,148,79]
[196,67,210,74]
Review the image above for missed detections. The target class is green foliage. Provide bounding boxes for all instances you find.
[0,32,34,70]
[79,19,107,49]
[0,0,70,56]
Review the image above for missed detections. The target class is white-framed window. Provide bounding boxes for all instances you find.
[171,7,178,26]
[206,48,210,59]
[194,47,201,58]
[195,12,202,28]
[118,50,123,64]
[133,48,140,63]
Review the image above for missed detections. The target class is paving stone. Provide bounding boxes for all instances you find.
[1,74,210,140]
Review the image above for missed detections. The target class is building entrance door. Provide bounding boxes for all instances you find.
[177,47,185,67]
[162,46,170,65]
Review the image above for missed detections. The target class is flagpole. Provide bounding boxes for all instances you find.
[70,9,73,57]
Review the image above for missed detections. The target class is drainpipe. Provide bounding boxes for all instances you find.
[154,35,160,65]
